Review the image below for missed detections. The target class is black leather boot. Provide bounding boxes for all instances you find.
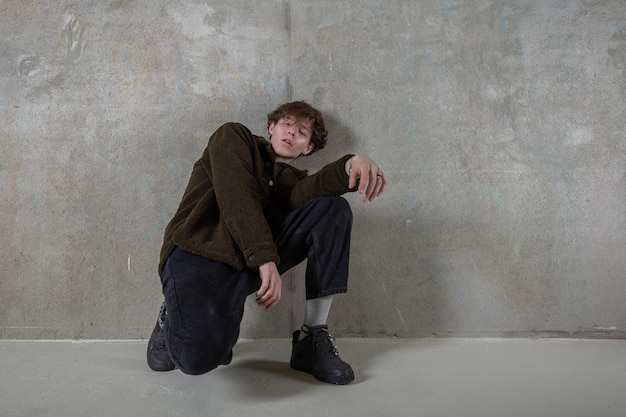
[146,302,176,372]
[290,325,354,385]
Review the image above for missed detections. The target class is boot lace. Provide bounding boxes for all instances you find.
[314,328,340,357]
[157,302,167,329]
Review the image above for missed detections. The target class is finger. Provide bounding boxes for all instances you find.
[256,285,271,300]
[261,287,280,309]
[357,165,373,197]
[373,171,386,199]
[348,169,359,190]
[256,279,272,301]
[356,168,367,195]
[367,181,381,201]
[258,277,281,308]
[378,177,387,196]
[256,280,268,298]
[365,169,386,201]
[258,282,276,301]
[363,166,380,201]
[267,286,282,310]
[371,180,384,200]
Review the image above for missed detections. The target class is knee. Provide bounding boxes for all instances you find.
[177,360,216,376]
[321,196,353,223]
[168,329,234,375]
[175,349,229,376]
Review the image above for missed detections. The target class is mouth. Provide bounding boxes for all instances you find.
[281,139,293,147]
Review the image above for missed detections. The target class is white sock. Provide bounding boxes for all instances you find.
[299,295,333,341]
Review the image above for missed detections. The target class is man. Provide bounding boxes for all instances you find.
[147,101,386,385]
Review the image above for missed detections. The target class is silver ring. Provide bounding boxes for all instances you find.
[376,175,383,180]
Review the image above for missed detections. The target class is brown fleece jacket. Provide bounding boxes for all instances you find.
[158,122,354,275]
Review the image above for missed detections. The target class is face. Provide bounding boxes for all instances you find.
[268,117,314,163]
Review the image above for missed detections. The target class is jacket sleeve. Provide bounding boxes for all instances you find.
[205,123,279,269]
[288,154,355,209]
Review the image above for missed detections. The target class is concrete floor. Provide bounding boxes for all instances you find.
[1,338,625,417]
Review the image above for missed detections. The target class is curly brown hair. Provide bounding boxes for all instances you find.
[267,101,328,154]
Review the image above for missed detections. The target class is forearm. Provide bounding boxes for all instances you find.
[288,154,354,209]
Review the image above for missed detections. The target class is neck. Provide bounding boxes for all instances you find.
[275,156,294,164]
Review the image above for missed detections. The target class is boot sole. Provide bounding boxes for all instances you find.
[290,358,354,385]
[146,321,176,372]
[147,353,176,371]
[147,344,176,372]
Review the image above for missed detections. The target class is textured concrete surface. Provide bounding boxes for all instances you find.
[1,1,625,340]
[2,338,626,417]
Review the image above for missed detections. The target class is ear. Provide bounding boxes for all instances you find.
[303,143,314,155]
[268,122,276,136]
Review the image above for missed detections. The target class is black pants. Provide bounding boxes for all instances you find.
[160,196,352,375]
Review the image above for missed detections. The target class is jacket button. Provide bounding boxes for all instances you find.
[248,254,255,261]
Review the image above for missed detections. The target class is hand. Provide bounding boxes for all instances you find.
[256,262,282,310]
[346,155,387,202]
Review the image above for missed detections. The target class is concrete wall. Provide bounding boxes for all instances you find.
[1,0,624,340]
